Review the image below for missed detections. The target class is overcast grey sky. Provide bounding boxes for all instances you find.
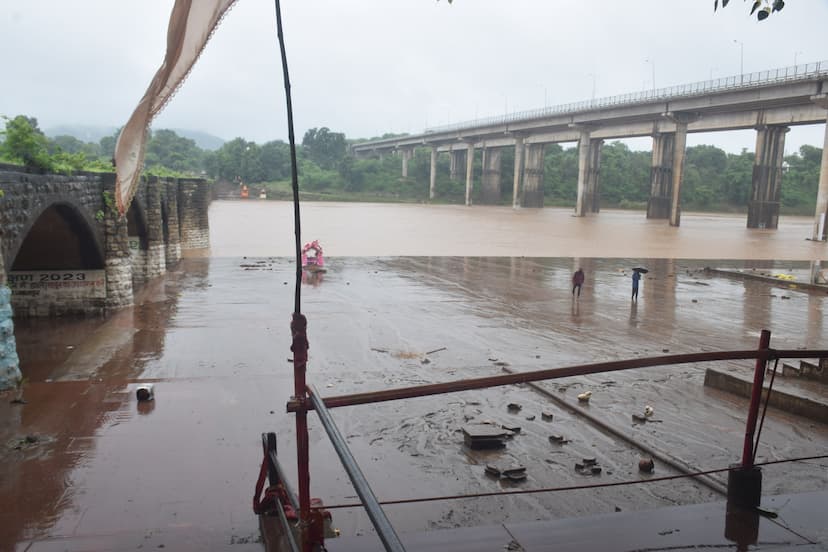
[2,1,827,153]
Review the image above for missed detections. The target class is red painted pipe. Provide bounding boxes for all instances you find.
[291,313,312,552]
[287,348,827,412]
[742,330,771,469]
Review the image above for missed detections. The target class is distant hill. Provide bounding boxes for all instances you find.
[44,124,225,151]
[44,124,117,144]
[170,128,225,151]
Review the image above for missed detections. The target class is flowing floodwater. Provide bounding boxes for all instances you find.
[1,200,826,550]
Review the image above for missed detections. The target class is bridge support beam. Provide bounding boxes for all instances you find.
[811,95,828,242]
[665,113,697,227]
[574,126,602,216]
[400,148,414,178]
[748,125,789,229]
[575,130,591,216]
[481,147,502,204]
[450,150,464,181]
[647,133,674,219]
[521,144,545,208]
[429,147,438,200]
[465,143,475,206]
[513,136,525,208]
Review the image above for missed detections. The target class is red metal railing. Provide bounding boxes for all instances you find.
[261,331,826,552]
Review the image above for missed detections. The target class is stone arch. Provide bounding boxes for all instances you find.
[8,198,105,272]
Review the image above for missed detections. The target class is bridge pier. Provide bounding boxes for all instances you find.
[178,179,211,249]
[162,180,182,266]
[429,147,438,200]
[464,143,475,206]
[647,133,674,219]
[576,130,603,216]
[103,175,135,310]
[666,113,696,227]
[512,136,525,209]
[481,147,502,204]
[400,148,414,178]
[450,150,464,181]
[748,125,789,229]
[811,95,828,242]
[522,144,545,208]
[145,178,167,280]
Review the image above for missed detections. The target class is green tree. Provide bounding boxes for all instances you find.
[302,127,346,170]
[0,115,52,170]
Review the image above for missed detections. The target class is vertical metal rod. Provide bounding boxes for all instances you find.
[308,385,406,552]
[272,1,310,549]
[742,329,771,468]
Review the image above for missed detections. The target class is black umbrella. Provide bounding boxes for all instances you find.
[632,267,649,274]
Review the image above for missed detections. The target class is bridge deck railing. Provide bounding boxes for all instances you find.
[418,60,827,137]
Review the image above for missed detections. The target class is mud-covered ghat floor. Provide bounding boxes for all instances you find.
[2,256,826,550]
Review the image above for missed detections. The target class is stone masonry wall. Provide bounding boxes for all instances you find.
[102,174,134,310]
[178,179,211,250]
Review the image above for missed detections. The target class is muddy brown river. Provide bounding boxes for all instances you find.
[1,201,826,550]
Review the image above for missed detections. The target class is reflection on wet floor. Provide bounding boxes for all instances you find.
[1,255,826,550]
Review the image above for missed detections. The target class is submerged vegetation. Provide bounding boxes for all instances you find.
[0,115,822,214]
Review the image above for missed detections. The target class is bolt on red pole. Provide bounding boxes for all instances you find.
[291,313,311,552]
[742,329,771,468]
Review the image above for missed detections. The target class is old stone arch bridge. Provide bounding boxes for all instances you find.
[0,165,211,388]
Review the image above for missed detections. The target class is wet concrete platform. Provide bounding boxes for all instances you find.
[327,492,828,551]
[2,254,826,551]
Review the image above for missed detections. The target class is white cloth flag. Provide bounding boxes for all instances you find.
[114,0,238,215]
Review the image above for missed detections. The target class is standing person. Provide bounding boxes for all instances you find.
[631,269,641,300]
[572,268,585,298]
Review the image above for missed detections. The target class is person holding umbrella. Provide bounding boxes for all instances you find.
[631,267,648,300]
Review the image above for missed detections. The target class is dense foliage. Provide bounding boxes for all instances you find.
[0,114,822,214]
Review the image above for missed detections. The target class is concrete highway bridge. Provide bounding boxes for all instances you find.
[352,61,828,237]
[0,166,211,388]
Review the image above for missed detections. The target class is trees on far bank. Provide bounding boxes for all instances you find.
[1,114,822,214]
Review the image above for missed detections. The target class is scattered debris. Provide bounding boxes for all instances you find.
[577,391,592,403]
[486,464,527,482]
[507,403,522,412]
[525,415,536,421]
[575,458,603,476]
[501,423,521,433]
[421,358,431,365]
[691,299,698,303]
[639,457,655,473]
[493,361,510,367]
[425,347,447,355]
[136,384,155,402]
[541,411,554,421]
[644,405,654,417]
[370,348,389,354]
[462,425,509,449]
[662,349,670,353]
[484,464,502,477]
[548,434,569,444]
[632,413,648,423]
